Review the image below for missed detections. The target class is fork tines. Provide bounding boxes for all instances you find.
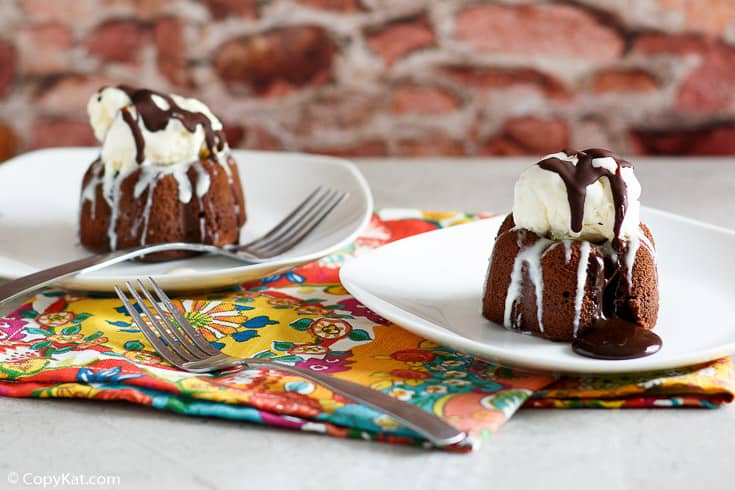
[242,187,347,258]
[114,278,221,369]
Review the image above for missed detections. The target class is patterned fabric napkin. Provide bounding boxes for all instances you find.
[0,210,732,452]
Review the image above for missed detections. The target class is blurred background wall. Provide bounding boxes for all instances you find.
[2,0,735,162]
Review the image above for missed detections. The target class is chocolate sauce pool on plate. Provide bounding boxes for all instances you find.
[572,316,662,360]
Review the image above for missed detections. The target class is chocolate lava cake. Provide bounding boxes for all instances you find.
[79,86,246,257]
[482,149,659,345]
[482,214,658,342]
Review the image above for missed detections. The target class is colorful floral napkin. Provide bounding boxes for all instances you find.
[0,210,732,452]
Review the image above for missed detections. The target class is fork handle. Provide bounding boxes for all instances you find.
[0,243,233,314]
[244,359,467,447]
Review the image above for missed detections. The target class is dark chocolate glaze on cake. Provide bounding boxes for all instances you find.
[539,148,632,240]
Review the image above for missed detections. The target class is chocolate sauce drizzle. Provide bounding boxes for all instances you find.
[539,148,632,240]
[111,85,226,164]
[120,107,144,162]
[538,149,660,360]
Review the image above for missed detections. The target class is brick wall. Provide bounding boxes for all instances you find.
[2,0,735,161]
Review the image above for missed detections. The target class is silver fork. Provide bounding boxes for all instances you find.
[0,187,345,314]
[114,277,467,447]
[225,187,346,261]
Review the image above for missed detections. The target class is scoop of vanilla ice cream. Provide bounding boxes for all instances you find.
[512,151,641,241]
[99,110,138,174]
[87,87,131,142]
[87,87,225,174]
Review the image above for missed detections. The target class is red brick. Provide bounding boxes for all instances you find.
[481,117,570,156]
[131,0,172,18]
[215,27,335,96]
[0,43,15,98]
[35,75,115,116]
[0,123,17,162]
[86,20,149,63]
[633,33,711,55]
[306,140,388,157]
[155,17,190,87]
[678,47,735,112]
[443,67,571,100]
[631,125,735,155]
[294,90,384,135]
[632,33,735,112]
[222,124,245,147]
[366,18,435,66]
[482,139,522,156]
[455,4,623,61]
[17,23,73,75]
[392,85,459,114]
[30,119,97,149]
[395,134,466,156]
[297,0,363,12]
[102,0,172,19]
[590,68,659,93]
[659,0,735,37]
[222,124,283,150]
[204,0,257,19]
[245,126,283,151]
[21,0,96,21]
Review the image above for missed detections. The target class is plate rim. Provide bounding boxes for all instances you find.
[0,147,374,289]
[340,208,735,375]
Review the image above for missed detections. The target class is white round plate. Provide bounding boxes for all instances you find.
[340,209,735,374]
[0,148,372,292]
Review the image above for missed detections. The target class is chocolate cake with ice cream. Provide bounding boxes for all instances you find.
[482,149,661,359]
[79,86,245,258]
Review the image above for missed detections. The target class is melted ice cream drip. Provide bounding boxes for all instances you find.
[81,160,104,220]
[624,234,640,286]
[503,231,553,333]
[171,166,192,204]
[192,162,211,199]
[623,230,656,285]
[573,241,592,337]
[562,240,573,263]
[215,153,241,218]
[137,175,160,246]
[107,178,122,251]
[193,161,213,242]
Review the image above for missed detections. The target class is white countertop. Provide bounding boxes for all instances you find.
[2,158,734,490]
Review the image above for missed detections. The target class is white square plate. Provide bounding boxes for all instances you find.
[340,209,735,374]
[0,148,372,292]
